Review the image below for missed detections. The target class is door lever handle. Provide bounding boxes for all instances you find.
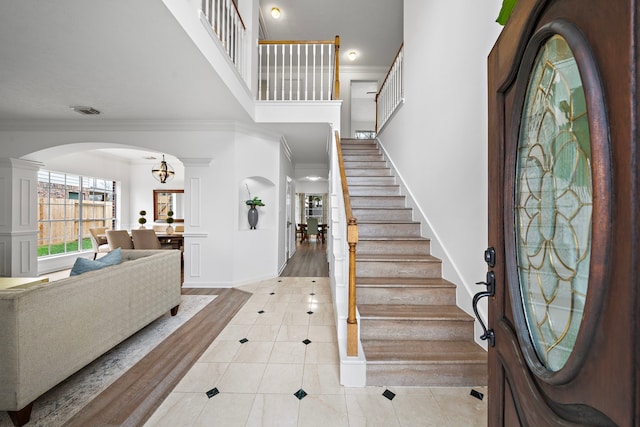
[472,271,495,347]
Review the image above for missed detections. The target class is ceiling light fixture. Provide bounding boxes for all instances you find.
[70,105,100,115]
[151,154,175,184]
[271,7,281,19]
[348,51,357,61]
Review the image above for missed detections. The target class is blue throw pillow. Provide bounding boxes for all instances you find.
[98,247,122,266]
[70,257,109,276]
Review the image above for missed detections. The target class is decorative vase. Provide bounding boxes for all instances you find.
[139,224,146,229]
[166,225,174,234]
[248,205,259,229]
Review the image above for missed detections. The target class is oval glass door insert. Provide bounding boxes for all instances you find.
[515,34,593,372]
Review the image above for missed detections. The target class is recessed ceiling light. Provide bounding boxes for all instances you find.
[306,176,321,181]
[348,51,357,61]
[271,7,281,19]
[70,105,100,115]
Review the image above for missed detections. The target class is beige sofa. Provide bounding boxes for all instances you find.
[0,249,182,426]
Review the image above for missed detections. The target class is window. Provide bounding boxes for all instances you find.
[37,171,117,257]
[355,130,376,139]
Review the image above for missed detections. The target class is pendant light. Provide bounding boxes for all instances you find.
[151,154,175,184]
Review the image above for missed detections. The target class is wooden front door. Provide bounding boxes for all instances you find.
[486,0,639,425]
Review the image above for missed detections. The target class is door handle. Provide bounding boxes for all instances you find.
[473,271,495,347]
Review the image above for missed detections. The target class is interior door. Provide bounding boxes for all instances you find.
[486,0,638,425]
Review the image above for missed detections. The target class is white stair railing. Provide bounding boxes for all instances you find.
[201,0,247,81]
[258,36,340,101]
[376,44,404,132]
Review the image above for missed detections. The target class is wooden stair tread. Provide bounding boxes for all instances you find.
[356,254,440,262]
[358,236,429,241]
[357,277,455,288]
[358,220,419,224]
[362,340,487,363]
[358,304,473,320]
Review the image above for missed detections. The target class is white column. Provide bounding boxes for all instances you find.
[179,157,216,287]
[0,158,42,277]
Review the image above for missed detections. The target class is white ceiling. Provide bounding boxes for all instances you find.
[0,0,402,164]
[260,0,403,68]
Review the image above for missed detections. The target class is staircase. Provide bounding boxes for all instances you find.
[341,138,487,387]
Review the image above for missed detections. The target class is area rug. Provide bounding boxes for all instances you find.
[0,294,216,427]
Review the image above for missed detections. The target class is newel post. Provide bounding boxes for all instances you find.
[346,217,358,356]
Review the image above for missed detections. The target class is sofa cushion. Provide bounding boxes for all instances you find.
[98,248,122,266]
[70,258,108,276]
[70,249,122,276]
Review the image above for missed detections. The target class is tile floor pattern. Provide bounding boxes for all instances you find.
[144,277,488,427]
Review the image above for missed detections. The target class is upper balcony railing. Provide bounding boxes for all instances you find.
[258,36,341,101]
[376,44,404,132]
[201,0,247,81]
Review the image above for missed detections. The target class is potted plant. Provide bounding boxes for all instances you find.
[245,196,265,207]
[166,210,174,234]
[138,210,147,229]
[245,196,265,230]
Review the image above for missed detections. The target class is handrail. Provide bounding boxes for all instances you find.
[230,0,246,30]
[335,131,358,357]
[259,39,336,45]
[375,43,403,103]
[201,0,247,81]
[375,43,404,133]
[257,36,340,100]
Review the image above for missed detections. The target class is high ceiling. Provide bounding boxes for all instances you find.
[0,0,402,164]
[259,0,403,68]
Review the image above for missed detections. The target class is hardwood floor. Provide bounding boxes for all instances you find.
[63,288,251,427]
[280,240,329,277]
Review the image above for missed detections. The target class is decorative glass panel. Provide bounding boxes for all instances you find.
[515,35,593,371]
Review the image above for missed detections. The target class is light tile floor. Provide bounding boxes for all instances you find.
[144,277,488,427]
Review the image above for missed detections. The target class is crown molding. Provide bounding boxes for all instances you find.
[0,119,249,132]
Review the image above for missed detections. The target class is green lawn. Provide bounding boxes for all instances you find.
[38,238,92,257]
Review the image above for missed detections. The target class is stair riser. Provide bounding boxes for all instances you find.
[343,154,383,162]
[349,186,400,197]
[359,223,421,237]
[342,143,376,148]
[366,363,488,387]
[345,161,387,169]
[357,287,456,305]
[356,260,441,278]
[360,319,473,341]
[350,196,405,207]
[341,150,379,156]
[347,176,396,185]
[357,239,430,255]
[346,169,392,177]
[352,208,412,221]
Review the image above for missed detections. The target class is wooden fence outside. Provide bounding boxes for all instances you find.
[38,198,114,245]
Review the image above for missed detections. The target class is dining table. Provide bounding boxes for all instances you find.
[298,223,329,243]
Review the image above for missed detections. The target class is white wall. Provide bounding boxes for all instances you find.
[0,123,289,285]
[339,66,387,138]
[129,160,185,231]
[377,0,503,329]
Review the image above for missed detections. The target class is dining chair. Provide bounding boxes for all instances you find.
[131,229,162,249]
[89,227,110,259]
[306,218,319,243]
[106,230,134,250]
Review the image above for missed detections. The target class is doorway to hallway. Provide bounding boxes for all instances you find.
[280,241,328,277]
